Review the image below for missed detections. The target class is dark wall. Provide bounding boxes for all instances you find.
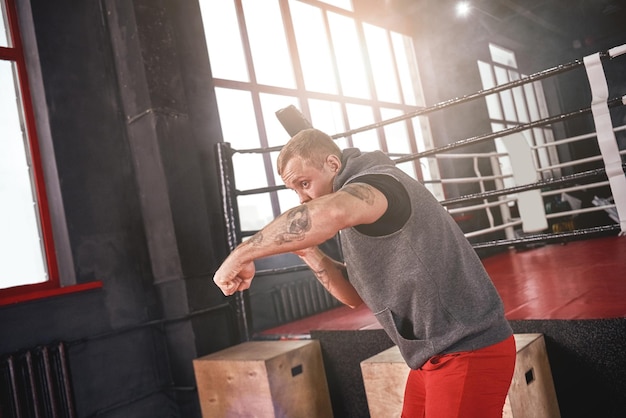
[32,0,158,325]
[1,0,235,417]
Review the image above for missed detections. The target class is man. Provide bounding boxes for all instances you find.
[213,128,515,417]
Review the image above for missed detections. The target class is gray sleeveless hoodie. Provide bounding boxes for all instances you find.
[334,148,512,369]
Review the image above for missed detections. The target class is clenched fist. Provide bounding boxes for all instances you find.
[213,253,256,296]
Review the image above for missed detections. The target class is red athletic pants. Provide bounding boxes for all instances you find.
[401,335,516,418]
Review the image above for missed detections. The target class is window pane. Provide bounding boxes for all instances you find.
[259,93,300,147]
[512,86,529,122]
[486,94,503,120]
[478,61,503,120]
[491,122,506,132]
[382,108,417,179]
[381,108,410,154]
[395,161,417,179]
[199,0,249,82]
[346,104,378,151]
[327,12,370,99]
[509,71,529,123]
[232,153,268,190]
[214,88,260,149]
[242,0,295,88]
[269,150,281,182]
[533,81,550,118]
[524,82,540,121]
[494,67,516,121]
[489,43,517,67]
[1,1,9,47]
[277,188,300,213]
[391,32,419,106]
[290,0,337,94]
[318,0,353,11]
[308,99,348,148]
[493,65,509,85]
[238,194,274,231]
[411,117,427,153]
[478,60,495,88]
[363,23,400,103]
[0,60,47,288]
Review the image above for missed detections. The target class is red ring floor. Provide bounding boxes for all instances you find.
[260,235,626,337]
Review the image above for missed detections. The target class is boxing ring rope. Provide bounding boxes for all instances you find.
[439,165,624,206]
[216,45,626,341]
[392,99,624,162]
[429,125,626,239]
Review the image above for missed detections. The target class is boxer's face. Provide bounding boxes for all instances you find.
[281,154,341,204]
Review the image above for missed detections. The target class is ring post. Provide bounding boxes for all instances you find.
[216,142,253,342]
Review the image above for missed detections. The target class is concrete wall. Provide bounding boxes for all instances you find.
[1,1,233,416]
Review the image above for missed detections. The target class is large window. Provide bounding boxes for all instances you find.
[478,43,560,186]
[0,0,58,299]
[200,0,440,231]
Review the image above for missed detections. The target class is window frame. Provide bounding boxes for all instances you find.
[0,0,100,305]
[201,0,440,226]
[478,42,560,183]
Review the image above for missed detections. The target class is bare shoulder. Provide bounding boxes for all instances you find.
[339,182,386,206]
[334,182,388,226]
[339,183,376,204]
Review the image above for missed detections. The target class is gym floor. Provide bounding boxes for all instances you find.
[261,235,626,338]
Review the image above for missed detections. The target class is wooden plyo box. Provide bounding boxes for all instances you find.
[360,334,560,418]
[360,345,410,418]
[193,340,333,418]
[503,333,561,418]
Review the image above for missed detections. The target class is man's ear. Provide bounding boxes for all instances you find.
[326,154,341,173]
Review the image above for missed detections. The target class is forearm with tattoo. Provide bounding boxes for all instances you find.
[274,205,312,244]
[241,205,312,250]
[247,232,264,246]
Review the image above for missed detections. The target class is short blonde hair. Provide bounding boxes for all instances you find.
[277,128,342,176]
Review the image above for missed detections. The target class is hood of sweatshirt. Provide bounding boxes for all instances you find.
[333,148,395,191]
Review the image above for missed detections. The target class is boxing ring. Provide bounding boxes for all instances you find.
[215,44,626,343]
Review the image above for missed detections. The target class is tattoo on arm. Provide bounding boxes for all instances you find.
[341,183,375,205]
[274,205,312,245]
[247,232,264,246]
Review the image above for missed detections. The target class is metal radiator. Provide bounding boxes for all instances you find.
[0,342,76,418]
[272,278,342,324]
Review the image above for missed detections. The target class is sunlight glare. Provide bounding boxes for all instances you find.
[456,1,471,18]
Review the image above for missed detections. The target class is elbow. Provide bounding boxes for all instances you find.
[345,298,364,310]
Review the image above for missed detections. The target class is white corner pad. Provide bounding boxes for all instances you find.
[609,44,626,58]
[583,51,626,235]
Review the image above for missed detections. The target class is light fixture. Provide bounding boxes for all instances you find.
[456,1,472,18]
[455,1,501,21]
